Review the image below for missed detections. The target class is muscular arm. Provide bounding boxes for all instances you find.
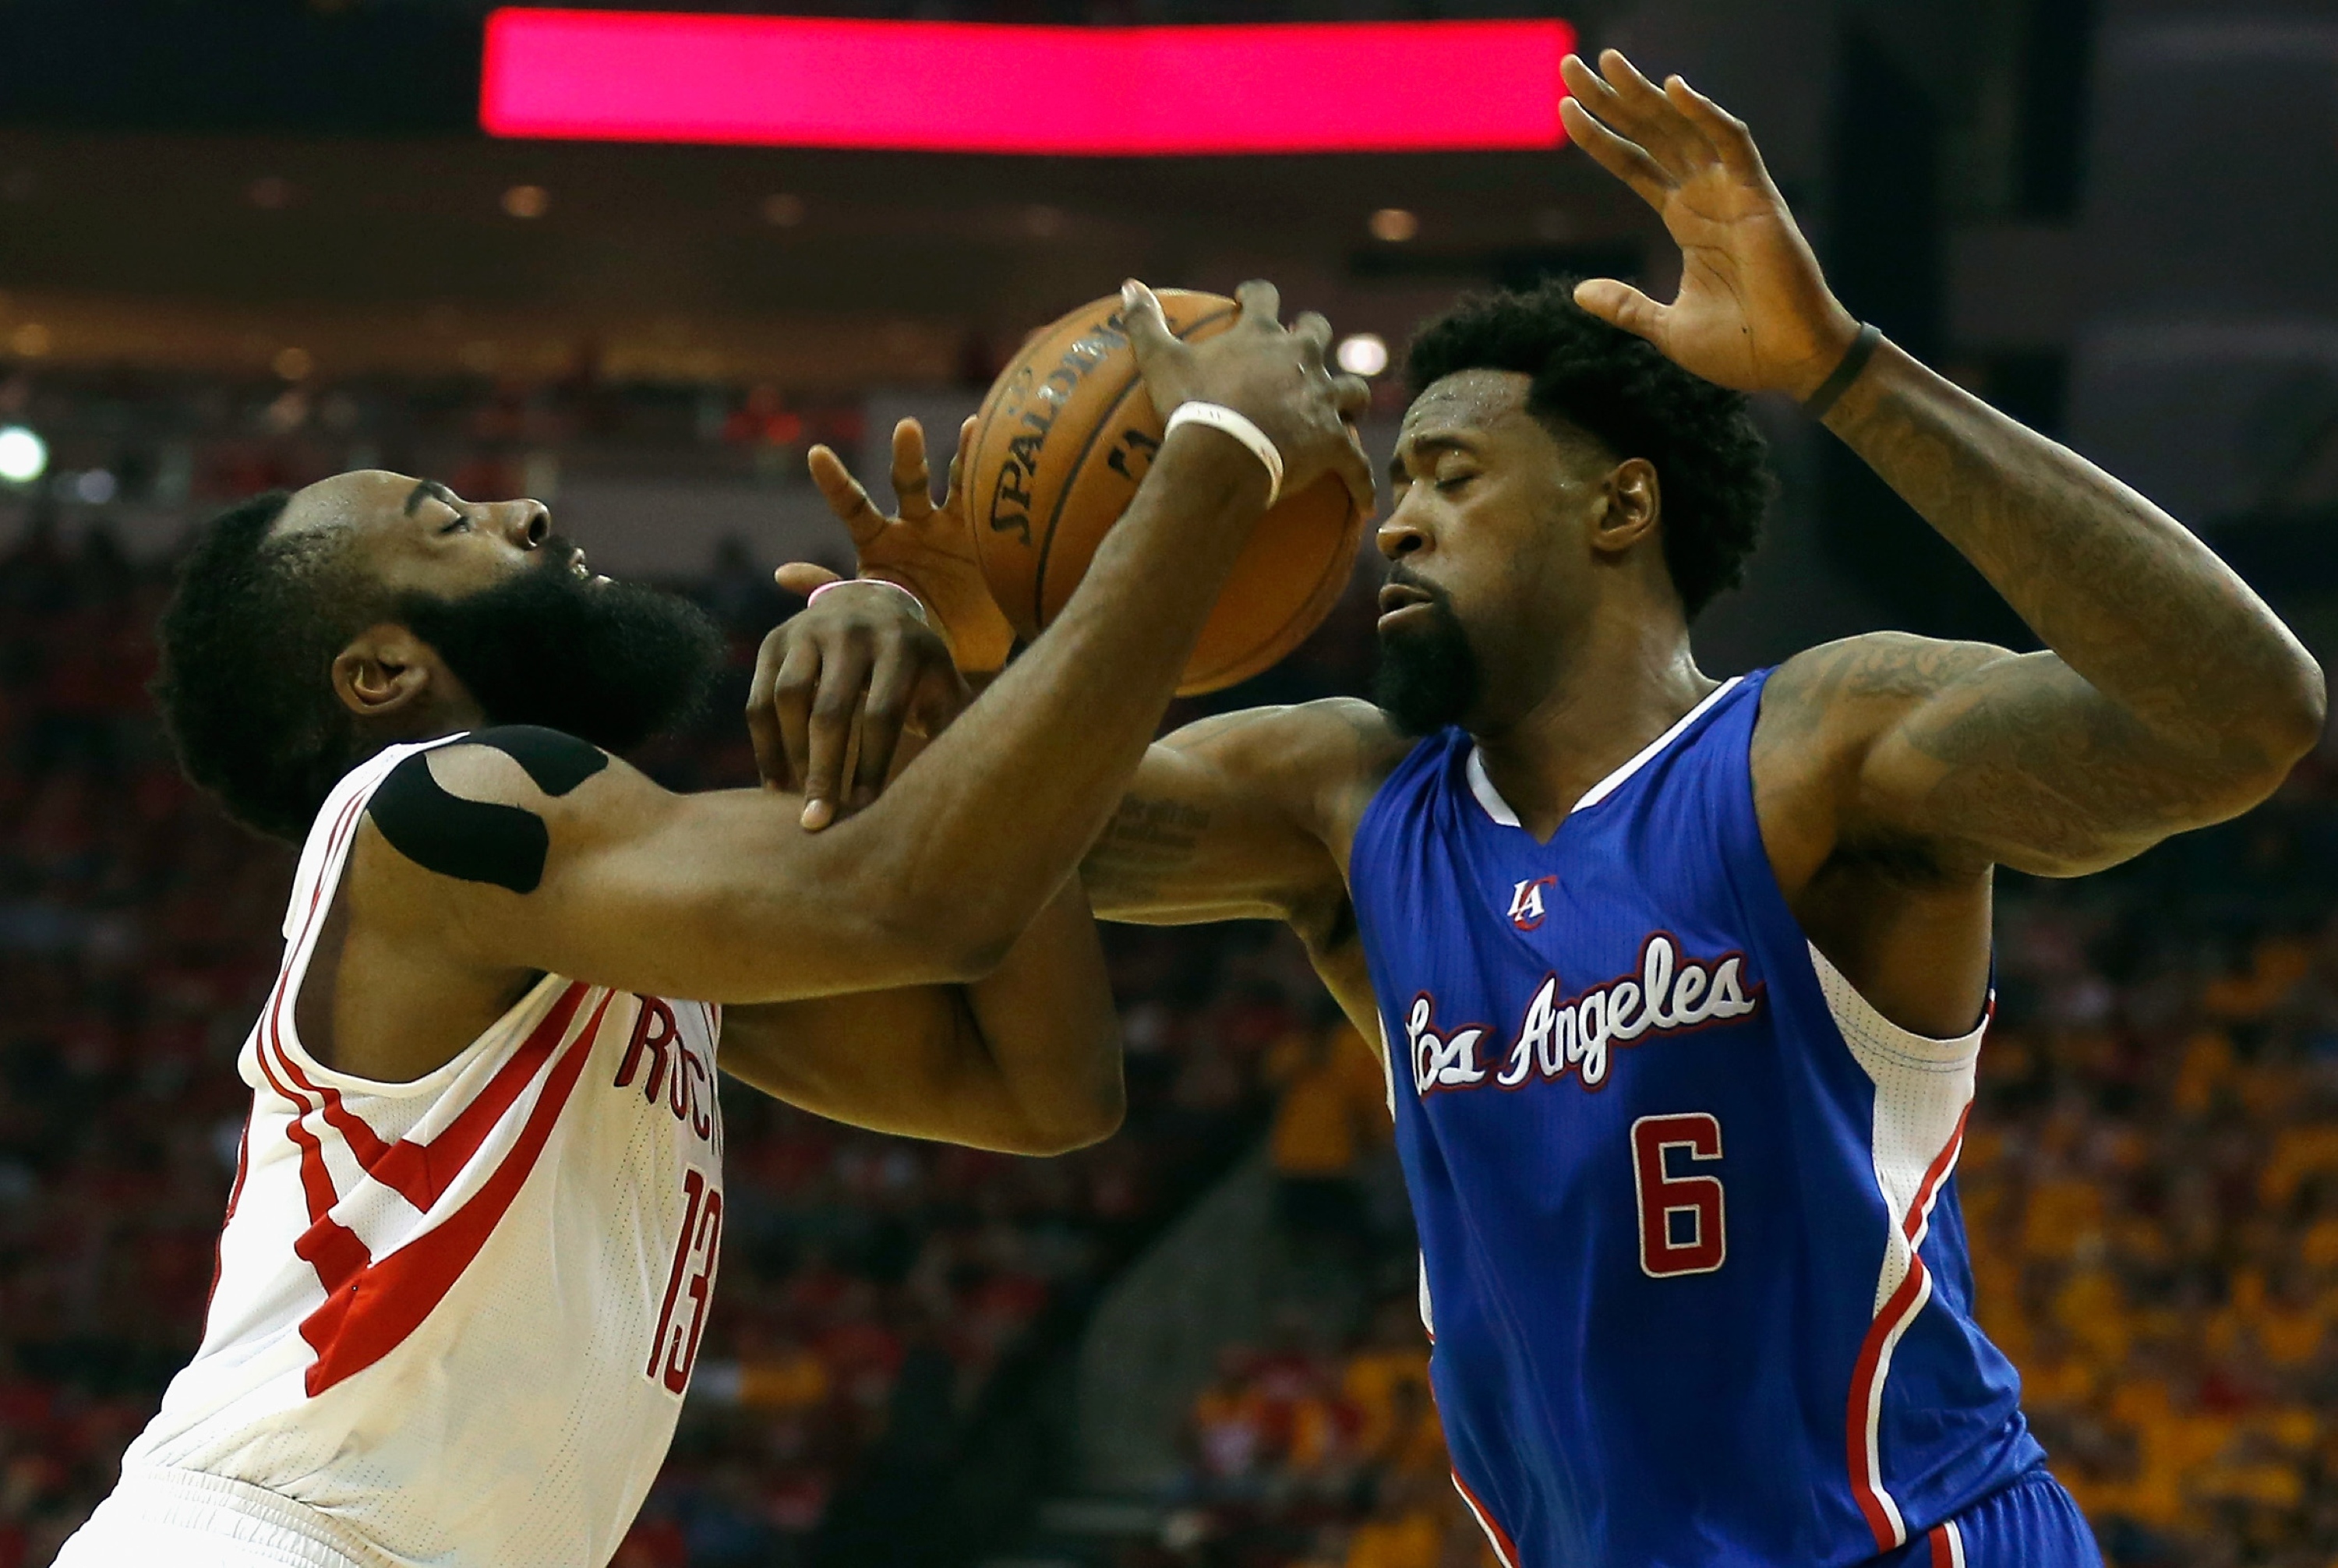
[1082,697,1411,1037]
[717,879,1123,1155]
[1083,699,1396,925]
[1802,348,2325,877]
[1556,50,2325,884]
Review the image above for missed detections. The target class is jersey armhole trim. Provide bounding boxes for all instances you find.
[1807,941,1989,1073]
[271,735,571,1100]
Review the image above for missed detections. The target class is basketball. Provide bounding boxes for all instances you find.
[965,290,1369,696]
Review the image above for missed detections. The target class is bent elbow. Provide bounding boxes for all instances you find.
[936,925,1019,985]
[884,876,1032,984]
[2266,656,2329,765]
[1019,1083,1127,1157]
[2227,657,2328,797]
[1066,1072,1130,1150]
[864,901,1019,987]
[1005,1031,1127,1157]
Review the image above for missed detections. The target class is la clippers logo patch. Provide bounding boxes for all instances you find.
[1506,876,1557,931]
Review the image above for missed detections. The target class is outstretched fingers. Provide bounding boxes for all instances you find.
[1662,75,1768,183]
[1121,279,1178,365]
[1559,96,1672,208]
[1234,278,1283,330]
[808,444,888,546]
[1578,50,1722,178]
[890,418,935,522]
[941,415,977,511]
[1330,421,1376,523]
[774,561,842,600]
[1292,312,1334,384]
[1572,277,1669,344]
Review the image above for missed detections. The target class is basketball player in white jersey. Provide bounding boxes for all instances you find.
[56,284,1372,1568]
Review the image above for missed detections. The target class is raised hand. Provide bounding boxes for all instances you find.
[1559,49,1860,401]
[1121,279,1376,521]
[794,415,1016,676]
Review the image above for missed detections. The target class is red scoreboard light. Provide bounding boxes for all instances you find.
[480,10,1573,156]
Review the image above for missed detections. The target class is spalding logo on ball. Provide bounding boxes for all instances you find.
[966,289,1372,696]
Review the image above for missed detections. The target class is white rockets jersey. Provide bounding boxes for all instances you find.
[111,737,726,1566]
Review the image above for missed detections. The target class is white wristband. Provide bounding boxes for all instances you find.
[1164,401,1284,508]
[806,577,928,624]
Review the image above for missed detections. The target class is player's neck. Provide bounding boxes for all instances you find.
[354,694,490,758]
[1471,616,1712,842]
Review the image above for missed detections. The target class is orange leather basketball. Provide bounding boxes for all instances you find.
[966,290,1368,696]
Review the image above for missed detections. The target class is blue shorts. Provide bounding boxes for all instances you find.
[1871,1470,2102,1568]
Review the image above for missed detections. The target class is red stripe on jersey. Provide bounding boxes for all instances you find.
[366,983,592,1208]
[1845,1103,1972,1550]
[302,988,614,1396]
[280,791,369,978]
[254,1038,376,1338]
[204,1111,256,1319]
[272,982,592,1213]
[1450,1470,1520,1568]
[253,782,375,1188]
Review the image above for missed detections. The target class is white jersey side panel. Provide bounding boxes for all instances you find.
[109,738,726,1567]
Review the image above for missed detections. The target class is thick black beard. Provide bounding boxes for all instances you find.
[1372,581,1482,737]
[396,545,723,754]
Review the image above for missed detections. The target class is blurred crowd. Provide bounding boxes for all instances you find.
[0,468,2334,1568]
[0,366,874,514]
[1963,854,2338,1567]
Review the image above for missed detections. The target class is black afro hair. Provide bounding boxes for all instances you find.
[1405,277,1774,618]
[150,491,385,842]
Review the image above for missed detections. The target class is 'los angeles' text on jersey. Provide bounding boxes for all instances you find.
[1404,931,1762,1097]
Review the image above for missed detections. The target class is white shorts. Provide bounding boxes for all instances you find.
[55,1467,373,1568]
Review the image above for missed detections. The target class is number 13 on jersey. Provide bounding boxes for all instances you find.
[649,1166,723,1392]
[1631,1114,1725,1277]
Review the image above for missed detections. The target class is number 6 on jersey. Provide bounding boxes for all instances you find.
[1632,1114,1725,1277]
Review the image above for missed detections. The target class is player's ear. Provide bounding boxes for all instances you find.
[1590,457,1660,556]
[332,622,454,723]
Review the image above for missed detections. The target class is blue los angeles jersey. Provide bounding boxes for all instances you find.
[1347,673,2046,1568]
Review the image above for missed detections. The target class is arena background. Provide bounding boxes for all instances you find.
[0,1,2336,1564]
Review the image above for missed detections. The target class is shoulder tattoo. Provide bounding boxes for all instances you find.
[367,727,609,895]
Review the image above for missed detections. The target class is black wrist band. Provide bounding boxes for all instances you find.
[1801,323,1882,420]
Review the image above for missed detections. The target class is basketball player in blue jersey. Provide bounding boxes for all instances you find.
[767,50,2325,1568]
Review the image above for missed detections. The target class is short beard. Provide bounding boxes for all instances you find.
[396,544,723,755]
[1372,581,1482,737]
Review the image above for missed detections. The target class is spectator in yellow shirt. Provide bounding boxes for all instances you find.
[1266,1020,1392,1266]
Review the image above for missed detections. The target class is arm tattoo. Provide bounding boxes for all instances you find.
[1799,350,2321,867]
[1828,353,2316,762]
[1770,634,2255,874]
[1083,794,1213,902]
[1897,662,2244,866]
